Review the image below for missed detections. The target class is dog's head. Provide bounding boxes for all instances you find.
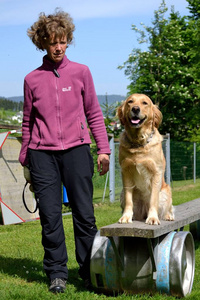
[117,94,162,130]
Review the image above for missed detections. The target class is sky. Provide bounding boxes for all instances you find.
[0,0,189,98]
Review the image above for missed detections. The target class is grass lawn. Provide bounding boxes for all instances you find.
[0,179,200,299]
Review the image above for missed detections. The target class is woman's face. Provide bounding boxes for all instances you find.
[44,35,68,63]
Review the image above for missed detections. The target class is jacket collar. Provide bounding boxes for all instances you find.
[42,55,69,70]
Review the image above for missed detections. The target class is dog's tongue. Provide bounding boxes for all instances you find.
[131,118,140,124]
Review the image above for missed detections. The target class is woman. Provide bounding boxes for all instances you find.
[19,9,110,293]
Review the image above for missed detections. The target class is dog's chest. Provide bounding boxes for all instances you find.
[134,163,152,191]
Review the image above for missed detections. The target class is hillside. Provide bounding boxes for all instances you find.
[7,96,24,102]
[97,94,125,105]
[6,94,126,105]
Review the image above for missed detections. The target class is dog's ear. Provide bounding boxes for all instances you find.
[117,102,125,125]
[153,105,163,128]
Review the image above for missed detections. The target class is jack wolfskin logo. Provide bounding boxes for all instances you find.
[62,87,72,92]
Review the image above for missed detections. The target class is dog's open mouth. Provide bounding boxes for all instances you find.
[130,116,146,127]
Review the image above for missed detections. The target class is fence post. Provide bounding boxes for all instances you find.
[165,133,171,186]
[109,135,115,202]
[194,142,196,184]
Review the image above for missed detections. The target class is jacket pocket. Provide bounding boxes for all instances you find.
[77,118,86,142]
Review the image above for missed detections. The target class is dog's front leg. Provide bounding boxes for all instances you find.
[118,187,133,223]
[145,175,161,225]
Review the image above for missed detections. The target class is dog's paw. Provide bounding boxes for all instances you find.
[164,213,174,221]
[118,213,133,224]
[145,216,160,225]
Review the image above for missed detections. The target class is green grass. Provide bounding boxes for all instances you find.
[172,178,200,205]
[0,180,200,299]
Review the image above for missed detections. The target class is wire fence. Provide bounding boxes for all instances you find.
[170,141,200,182]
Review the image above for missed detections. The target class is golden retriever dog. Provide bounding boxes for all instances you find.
[117,93,174,225]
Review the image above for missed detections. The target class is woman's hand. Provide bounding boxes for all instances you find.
[97,154,110,176]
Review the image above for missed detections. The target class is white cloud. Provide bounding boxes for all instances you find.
[0,0,188,26]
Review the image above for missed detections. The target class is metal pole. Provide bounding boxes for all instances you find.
[109,135,115,202]
[194,142,196,184]
[165,133,171,186]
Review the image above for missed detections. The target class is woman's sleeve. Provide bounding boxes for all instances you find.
[19,79,34,166]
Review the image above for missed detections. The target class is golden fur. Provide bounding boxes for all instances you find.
[117,93,174,225]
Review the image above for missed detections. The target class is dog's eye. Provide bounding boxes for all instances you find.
[143,101,148,105]
[128,100,133,104]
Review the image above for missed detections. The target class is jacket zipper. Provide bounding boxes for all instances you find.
[55,69,64,149]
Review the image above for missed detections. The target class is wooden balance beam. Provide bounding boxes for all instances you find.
[100,198,200,238]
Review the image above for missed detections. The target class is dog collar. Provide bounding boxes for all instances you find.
[126,130,155,148]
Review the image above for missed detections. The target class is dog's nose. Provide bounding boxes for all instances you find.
[132,106,140,114]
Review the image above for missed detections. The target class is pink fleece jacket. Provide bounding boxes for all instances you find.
[19,55,111,166]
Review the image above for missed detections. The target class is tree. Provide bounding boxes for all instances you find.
[0,97,23,112]
[100,93,121,136]
[119,0,200,141]
[187,0,200,19]
[0,108,6,121]
[186,0,200,141]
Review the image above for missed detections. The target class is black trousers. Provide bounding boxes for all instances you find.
[28,145,97,281]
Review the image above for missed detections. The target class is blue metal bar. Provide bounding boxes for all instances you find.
[156,232,176,294]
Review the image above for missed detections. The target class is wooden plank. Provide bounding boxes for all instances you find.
[0,124,21,130]
[100,198,200,238]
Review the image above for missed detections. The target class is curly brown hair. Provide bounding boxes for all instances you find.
[27,9,75,50]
